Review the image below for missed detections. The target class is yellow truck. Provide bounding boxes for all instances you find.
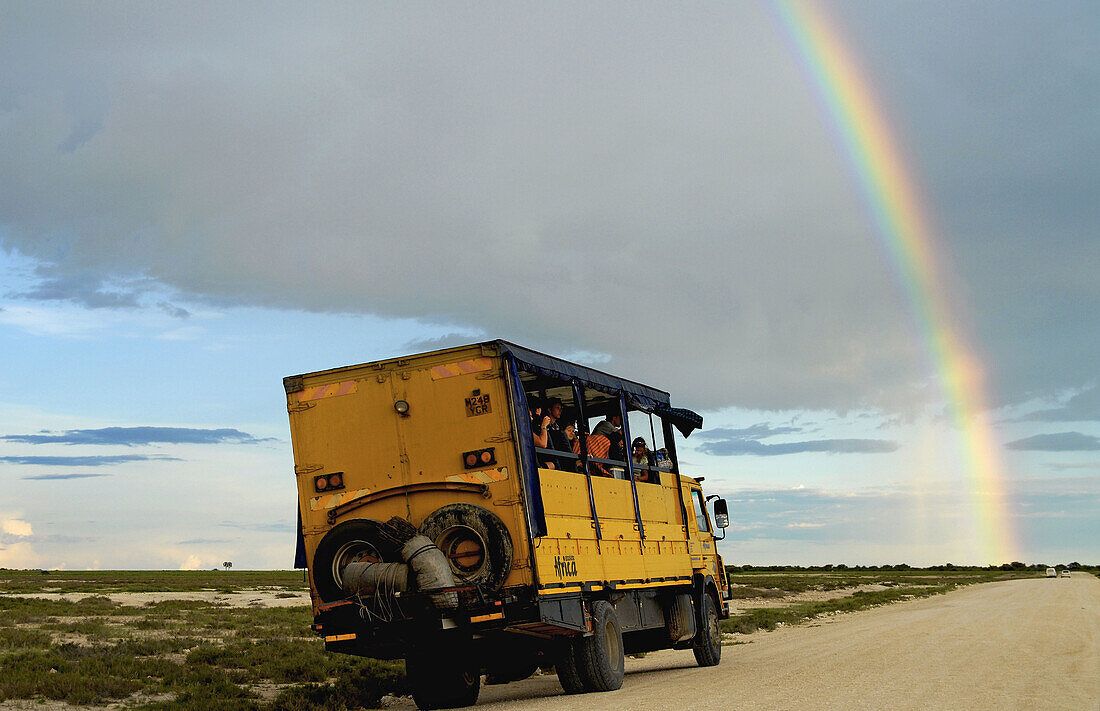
[285,341,731,709]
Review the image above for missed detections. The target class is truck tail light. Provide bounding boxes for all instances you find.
[462,448,496,469]
[314,472,346,493]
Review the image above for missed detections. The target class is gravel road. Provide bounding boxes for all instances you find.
[388,575,1099,710]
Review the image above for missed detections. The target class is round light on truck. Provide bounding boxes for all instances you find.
[394,400,410,415]
[315,476,328,491]
[328,474,343,488]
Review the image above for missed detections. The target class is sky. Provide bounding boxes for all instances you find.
[1,1,1097,570]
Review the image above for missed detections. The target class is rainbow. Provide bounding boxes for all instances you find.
[767,0,1016,564]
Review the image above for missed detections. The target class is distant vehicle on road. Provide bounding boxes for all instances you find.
[1046,567,1057,577]
[1060,569,1070,577]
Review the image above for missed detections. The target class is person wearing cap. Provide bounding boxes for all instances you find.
[592,413,622,441]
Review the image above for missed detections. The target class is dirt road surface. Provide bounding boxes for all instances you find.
[388,575,1099,711]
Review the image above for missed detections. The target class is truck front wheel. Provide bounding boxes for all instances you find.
[575,600,625,692]
[692,593,722,667]
[406,638,481,710]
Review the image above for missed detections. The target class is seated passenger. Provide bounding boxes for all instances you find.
[529,400,554,468]
[562,423,582,471]
[546,399,577,471]
[656,447,673,471]
[631,437,654,482]
[564,423,581,455]
[591,413,622,441]
[585,432,612,477]
[607,429,626,463]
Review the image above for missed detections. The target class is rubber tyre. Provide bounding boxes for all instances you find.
[419,503,513,590]
[576,600,625,692]
[692,593,722,667]
[407,639,481,710]
[485,655,539,685]
[554,639,586,694]
[311,519,394,602]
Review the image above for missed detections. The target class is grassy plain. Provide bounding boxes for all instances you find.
[0,570,404,710]
[0,568,1067,709]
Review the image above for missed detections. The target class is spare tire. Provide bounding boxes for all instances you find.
[419,504,513,590]
[312,519,395,602]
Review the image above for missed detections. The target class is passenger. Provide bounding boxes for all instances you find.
[545,398,575,470]
[631,437,653,482]
[607,429,626,463]
[656,447,673,471]
[563,423,581,456]
[561,423,583,472]
[585,432,612,477]
[529,400,553,467]
[591,413,622,441]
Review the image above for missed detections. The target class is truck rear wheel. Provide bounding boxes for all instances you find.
[406,638,481,710]
[692,593,722,667]
[575,600,624,692]
[554,639,585,694]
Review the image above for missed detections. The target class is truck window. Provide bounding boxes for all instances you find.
[692,490,711,533]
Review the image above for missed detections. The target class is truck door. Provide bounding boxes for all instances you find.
[685,485,718,575]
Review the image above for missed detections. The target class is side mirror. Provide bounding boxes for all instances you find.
[713,498,729,529]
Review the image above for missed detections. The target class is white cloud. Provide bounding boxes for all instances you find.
[1,517,33,537]
[0,541,41,568]
[179,554,203,571]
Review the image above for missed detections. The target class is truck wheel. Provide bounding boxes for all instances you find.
[485,655,539,685]
[407,639,481,710]
[575,600,624,692]
[554,639,585,694]
[692,593,722,667]
[312,519,394,602]
[419,503,513,590]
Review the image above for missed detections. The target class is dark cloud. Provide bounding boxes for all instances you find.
[7,266,145,309]
[695,424,806,441]
[157,301,191,319]
[1005,432,1100,452]
[693,422,896,456]
[0,455,178,466]
[0,4,1095,413]
[1019,386,1100,423]
[698,437,898,457]
[1046,462,1100,471]
[2,427,272,446]
[20,472,111,480]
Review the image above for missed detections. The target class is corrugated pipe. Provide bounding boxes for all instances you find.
[341,561,411,597]
[401,534,459,611]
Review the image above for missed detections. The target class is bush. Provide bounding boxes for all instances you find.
[270,662,407,711]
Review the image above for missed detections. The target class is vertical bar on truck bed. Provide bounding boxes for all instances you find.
[619,393,646,540]
[663,418,690,534]
[505,355,547,539]
[572,381,602,541]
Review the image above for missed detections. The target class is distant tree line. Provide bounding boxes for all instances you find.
[724,561,1096,573]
